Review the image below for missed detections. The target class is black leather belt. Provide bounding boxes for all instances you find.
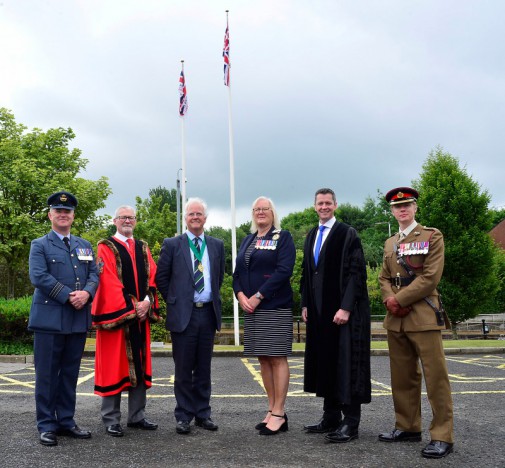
[193,302,212,308]
[390,276,415,289]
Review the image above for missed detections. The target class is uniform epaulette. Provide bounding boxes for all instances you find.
[423,227,437,231]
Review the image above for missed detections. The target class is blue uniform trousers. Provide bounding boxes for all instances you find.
[34,332,87,432]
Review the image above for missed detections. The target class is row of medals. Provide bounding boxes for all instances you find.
[397,241,430,256]
[255,233,280,250]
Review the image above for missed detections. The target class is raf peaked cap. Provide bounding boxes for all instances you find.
[47,191,78,210]
[385,187,419,205]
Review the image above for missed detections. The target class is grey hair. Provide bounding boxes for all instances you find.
[114,205,136,218]
[185,197,208,217]
[250,196,280,233]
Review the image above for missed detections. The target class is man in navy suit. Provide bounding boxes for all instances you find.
[28,191,98,446]
[156,197,225,434]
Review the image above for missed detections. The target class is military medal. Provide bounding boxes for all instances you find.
[198,263,204,272]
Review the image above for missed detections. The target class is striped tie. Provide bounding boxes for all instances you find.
[193,237,205,293]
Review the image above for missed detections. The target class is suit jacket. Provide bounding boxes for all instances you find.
[28,230,98,334]
[379,223,450,332]
[233,227,295,310]
[156,233,225,333]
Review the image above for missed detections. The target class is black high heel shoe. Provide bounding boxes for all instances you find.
[255,410,272,430]
[259,413,288,435]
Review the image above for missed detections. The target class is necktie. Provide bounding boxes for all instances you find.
[193,237,205,293]
[63,237,70,251]
[314,225,325,266]
[127,238,134,251]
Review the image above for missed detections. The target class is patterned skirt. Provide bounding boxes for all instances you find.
[243,308,293,357]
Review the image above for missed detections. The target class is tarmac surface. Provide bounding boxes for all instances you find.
[1,353,504,467]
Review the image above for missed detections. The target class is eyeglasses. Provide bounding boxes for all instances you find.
[187,212,204,217]
[253,207,271,213]
[116,216,136,221]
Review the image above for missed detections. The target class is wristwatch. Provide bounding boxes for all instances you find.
[255,292,263,300]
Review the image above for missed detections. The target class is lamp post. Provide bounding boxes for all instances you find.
[374,221,391,237]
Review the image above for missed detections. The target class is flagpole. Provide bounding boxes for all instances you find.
[224,10,239,346]
[180,60,187,228]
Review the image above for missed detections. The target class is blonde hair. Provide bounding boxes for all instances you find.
[250,196,280,233]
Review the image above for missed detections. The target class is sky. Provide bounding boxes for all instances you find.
[1,0,504,228]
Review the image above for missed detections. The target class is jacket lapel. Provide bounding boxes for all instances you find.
[180,234,194,276]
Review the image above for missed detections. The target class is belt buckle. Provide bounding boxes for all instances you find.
[394,273,401,290]
[195,302,204,308]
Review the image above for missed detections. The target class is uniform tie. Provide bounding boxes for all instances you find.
[314,225,325,266]
[193,237,205,293]
[63,236,70,251]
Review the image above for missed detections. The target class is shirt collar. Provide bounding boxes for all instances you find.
[400,220,417,237]
[186,230,204,242]
[114,232,134,243]
[319,217,336,229]
[52,230,70,241]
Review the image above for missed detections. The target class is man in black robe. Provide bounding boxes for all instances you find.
[301,188,371,443]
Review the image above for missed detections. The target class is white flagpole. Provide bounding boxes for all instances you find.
[180,60,187,228]
[227,86,239,346]
[224,11,240,346]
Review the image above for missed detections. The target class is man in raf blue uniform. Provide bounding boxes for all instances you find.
[28,191,98,446]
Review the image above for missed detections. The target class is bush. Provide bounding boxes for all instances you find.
[367,265,386,318]
[0,296,33,344]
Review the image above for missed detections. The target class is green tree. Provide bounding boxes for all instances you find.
[281,207,318,249]
[489,207,505,227]
[413,147,499,326]
[0,108,111,297]
[206,223,250,276]
[134,193,177,259]
[148,186,180,213]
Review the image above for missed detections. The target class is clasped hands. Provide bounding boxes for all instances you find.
[384,296,412,317]
[135,300,150,322]
[68,290,90,310]
[237,292,261,314]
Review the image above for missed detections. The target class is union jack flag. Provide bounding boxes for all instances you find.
[223,22,230,86]
[179,69,188,116]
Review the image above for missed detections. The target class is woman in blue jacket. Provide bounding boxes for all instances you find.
[233,196,296,435]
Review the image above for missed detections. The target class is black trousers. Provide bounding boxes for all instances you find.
[323,397,361,427]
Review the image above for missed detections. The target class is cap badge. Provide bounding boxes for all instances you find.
[397,192,404,199]
[60,194,68,202]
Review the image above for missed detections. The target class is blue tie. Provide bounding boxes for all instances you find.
[314,225,325,266]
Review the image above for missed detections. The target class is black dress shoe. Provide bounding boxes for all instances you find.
[421,440,454,459]
[176,420,191,434]
[106,424,124,437]
[324,423,359,443]
[127,419,158,430]
[195,417,218,431]
[40,431,58,446]
[57,425,91,439]
[304,418,340,433]
[379,428,422,442]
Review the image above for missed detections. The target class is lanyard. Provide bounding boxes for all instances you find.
[188,236,206,262]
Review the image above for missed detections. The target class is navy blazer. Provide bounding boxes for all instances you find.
[156,233,225,333]
[233,227,295,310]
[28,230,98,334]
